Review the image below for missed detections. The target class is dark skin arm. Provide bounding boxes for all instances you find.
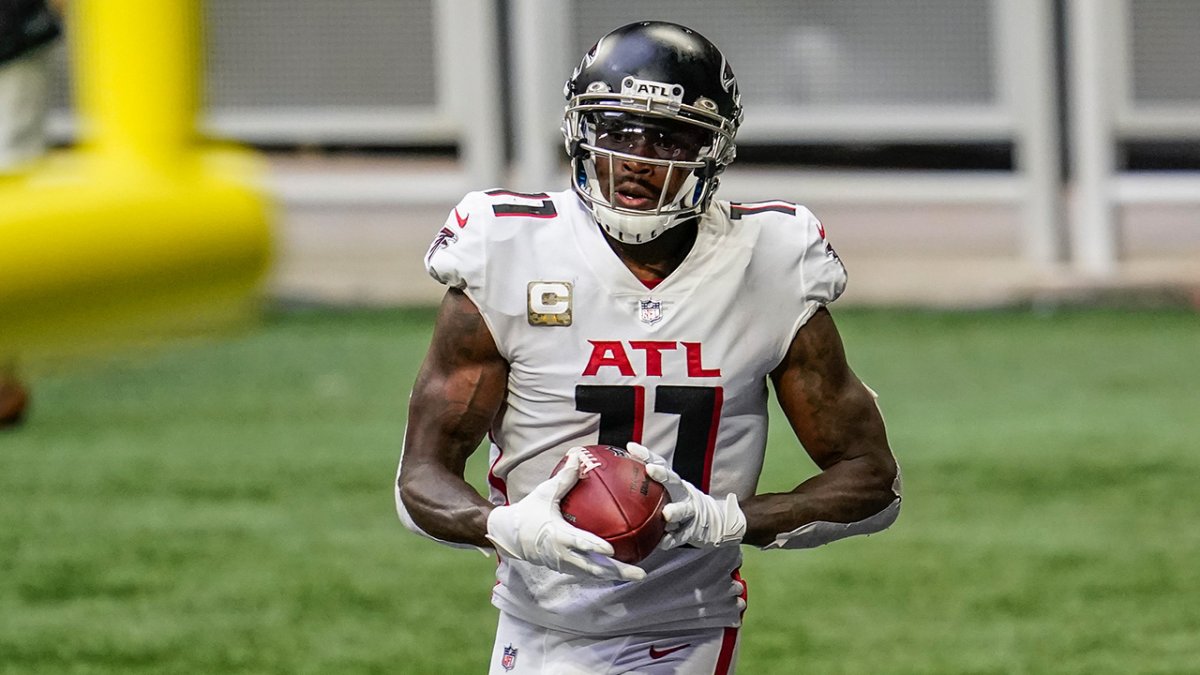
[398,287,508,548]
[740,306,900,547]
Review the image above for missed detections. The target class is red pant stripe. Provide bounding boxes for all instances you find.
[714,626,739,675]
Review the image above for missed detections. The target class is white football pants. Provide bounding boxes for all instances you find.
[488,611,740,674]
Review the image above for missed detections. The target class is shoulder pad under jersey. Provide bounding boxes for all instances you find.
[425,189,565,290]
[727,199,847,306]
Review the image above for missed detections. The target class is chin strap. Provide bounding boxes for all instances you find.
[763,470,902,550]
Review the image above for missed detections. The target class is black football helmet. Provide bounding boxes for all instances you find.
[563,22,743,243]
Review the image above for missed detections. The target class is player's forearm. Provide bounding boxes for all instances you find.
[398,361,505,548]
[398,461,495,548]
[739,452,899,548]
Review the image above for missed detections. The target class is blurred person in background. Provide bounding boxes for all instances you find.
[0,0,63,428]
[397,21,901,674]
[0,0,59,170]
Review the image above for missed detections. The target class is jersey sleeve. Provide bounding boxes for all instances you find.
[785,206,847,357]
[793,206,847,306]
[424,191,492,292]
[738,201,848,364]
[746,202,847,306]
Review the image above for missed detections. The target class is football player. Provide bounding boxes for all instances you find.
[397,21,901,674]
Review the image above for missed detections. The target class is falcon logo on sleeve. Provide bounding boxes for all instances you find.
[424,227,459,267]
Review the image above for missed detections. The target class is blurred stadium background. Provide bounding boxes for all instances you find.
[2,1,1200,673]
[32,0,1200,308]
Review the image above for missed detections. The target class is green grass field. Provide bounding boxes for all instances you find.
[2,306,1198,674]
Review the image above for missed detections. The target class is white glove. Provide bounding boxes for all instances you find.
[485,451,646,581]
[627,442,747,550]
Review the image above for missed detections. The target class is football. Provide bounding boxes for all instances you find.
[553,444,667,564]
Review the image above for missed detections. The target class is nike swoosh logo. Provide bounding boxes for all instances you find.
[648,643,691,660]
[454,208,469,228]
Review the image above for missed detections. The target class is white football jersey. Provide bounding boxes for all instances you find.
[421,188,846,636]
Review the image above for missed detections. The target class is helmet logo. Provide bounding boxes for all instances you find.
[583,41,601,68]
[620,76,684,106]
[719,57,737,93]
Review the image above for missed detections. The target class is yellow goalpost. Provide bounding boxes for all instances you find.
[0,0,273,357]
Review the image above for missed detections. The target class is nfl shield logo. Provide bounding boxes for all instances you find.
[639,299,663,325]
[501,644,518,671]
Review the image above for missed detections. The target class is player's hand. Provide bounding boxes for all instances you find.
[485,450,646,581]
[626,442,747,550]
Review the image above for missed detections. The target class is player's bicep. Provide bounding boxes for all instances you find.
[403,288,508,476]
[770,307,890,471]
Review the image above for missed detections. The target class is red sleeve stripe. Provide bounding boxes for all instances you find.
[729,201,796,219]
[484,189,550,199]
[739,199,794,207]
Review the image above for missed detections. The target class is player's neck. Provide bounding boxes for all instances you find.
[601,219,698,283]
